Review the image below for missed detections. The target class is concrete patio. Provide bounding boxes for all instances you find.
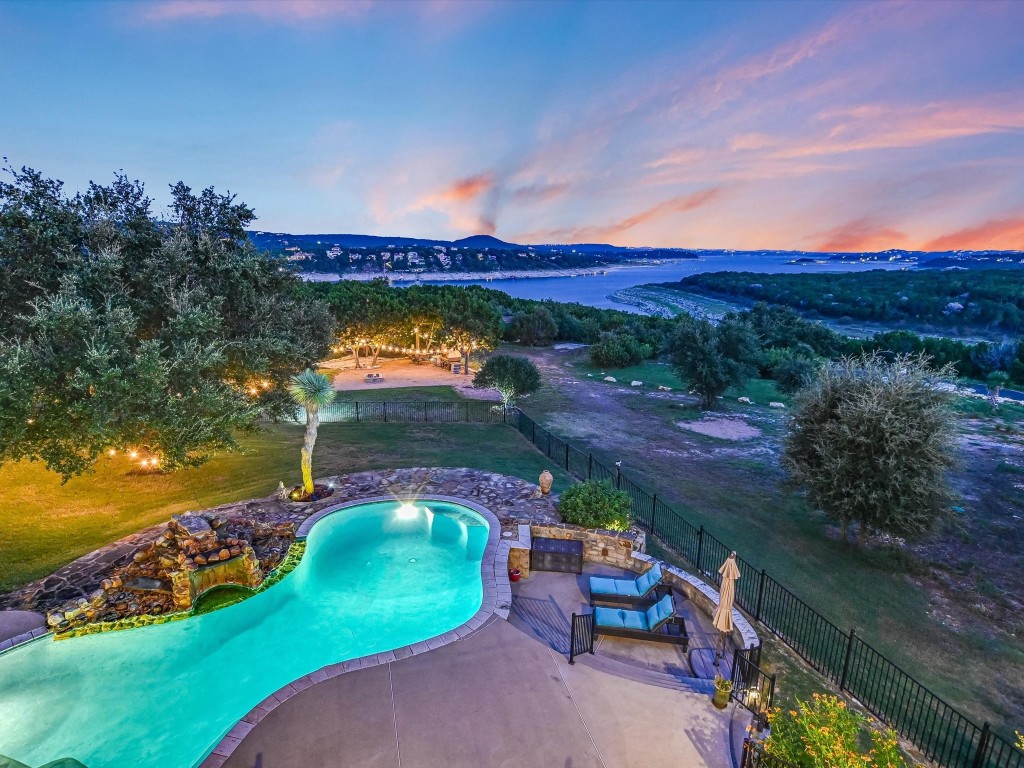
[221,565,737,768]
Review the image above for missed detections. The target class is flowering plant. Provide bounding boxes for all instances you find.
[763,693,906,768]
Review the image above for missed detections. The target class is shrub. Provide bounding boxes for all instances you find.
[557,480,632,531]
[773,356,818,394]
[764,693,906,768]
[590,332,650,368]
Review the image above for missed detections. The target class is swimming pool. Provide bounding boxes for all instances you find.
[0,499,490,768]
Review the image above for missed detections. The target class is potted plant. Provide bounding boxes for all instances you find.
[508,568,522,583]
[712,675,733,709]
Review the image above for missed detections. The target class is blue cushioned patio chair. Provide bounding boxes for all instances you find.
[589,562,669,607]
[592,593,688,648]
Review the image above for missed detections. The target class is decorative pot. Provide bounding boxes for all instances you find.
[509,569,521,583]
[539,470,553,495]
[712,677,733,709]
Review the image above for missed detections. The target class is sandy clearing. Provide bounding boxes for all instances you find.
[676,417,762,440]
[322,357,501,400]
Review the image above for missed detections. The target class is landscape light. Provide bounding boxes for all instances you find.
[107,449,116,457]
[129,450,139,459]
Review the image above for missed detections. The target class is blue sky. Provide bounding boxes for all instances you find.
[2,0,1023,249]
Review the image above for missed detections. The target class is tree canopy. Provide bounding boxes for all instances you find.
[0,166,330,479]
[783,353,958,545]
[473,354,541,408]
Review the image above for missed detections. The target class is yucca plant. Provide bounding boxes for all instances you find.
[288,369,336,496]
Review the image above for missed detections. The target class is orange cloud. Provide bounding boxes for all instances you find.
[415,173,495,208]
[924,215,1024,250]
[813,217,907,252]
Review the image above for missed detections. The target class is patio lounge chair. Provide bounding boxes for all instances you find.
[589,562,667,606]
[593,594,688,648]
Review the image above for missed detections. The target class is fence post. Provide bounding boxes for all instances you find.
[423,401,428,422]
[355,401,360,422]
[615,466,621,489]
[696,526,704,571]
[465,402,469,421]
[588,453,593,479]
[754,569,767,624]
[532,421,536,443]
[650,494,658,533]
[839,629,856,691]
[564,443,569,470]
[383,402,388,423]
[970,723,991,768]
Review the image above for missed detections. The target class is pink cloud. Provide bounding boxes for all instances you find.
[518,187,722,244]
[144,0,375,22]
[773,100,1024,159]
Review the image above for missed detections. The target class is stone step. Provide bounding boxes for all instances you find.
[576,649,715,695]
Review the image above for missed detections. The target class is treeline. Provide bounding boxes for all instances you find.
[302,280,1024,389]
[670,269,1024,334]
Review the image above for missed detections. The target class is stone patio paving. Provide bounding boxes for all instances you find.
[221,617,733,768]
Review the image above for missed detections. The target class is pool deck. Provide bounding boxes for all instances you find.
[222,566,736,768]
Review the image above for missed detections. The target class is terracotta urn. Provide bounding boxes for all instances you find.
[539,469,553,495]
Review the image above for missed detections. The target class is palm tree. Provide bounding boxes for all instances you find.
[288,369,336,496]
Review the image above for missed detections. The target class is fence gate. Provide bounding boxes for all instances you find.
[730,646,776,730]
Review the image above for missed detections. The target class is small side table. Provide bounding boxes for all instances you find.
[531,536,584,574]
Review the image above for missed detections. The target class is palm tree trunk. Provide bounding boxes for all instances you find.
[301,405,319,495]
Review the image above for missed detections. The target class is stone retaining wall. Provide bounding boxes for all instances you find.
[527,523,645,569]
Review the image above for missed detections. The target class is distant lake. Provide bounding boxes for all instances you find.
[416,254,906,312]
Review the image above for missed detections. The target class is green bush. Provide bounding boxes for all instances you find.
[558,480,632,531]
[590,332,651,368]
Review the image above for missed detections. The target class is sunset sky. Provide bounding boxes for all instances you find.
[2,0,1023,250]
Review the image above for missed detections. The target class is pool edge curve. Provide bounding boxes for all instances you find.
[196,494,512,768]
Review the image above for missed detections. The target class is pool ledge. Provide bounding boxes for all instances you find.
[198,494,512,768]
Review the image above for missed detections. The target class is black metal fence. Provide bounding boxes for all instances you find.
[283,400,508,424]
[731,647,776,729]
[512,409,1023,768]
[741,740,800,768]
[568,612,595,664]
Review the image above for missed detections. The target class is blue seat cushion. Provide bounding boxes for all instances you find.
[589,576,641,597]
[634,563,663,597]
[594,606,648,631]
[644,594,676,632]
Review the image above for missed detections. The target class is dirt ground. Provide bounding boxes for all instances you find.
[322,356,500,400]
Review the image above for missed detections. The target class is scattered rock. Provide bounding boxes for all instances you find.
[769,401,786,409]
[657,385,672,391]
[737,396,753,405]
[604,376,617,383]
[630,381,643,387]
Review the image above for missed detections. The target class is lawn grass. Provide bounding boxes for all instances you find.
[0,421,569,592]
[572,359,685,390]
[330,385,470,402]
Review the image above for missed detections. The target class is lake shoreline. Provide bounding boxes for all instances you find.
[299,259,693,284]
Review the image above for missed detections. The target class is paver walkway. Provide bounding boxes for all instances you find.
[223,617,731,768]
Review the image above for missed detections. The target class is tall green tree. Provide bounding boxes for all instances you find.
[288,369,336,495]
[783,353,958,545]
[0,166,330,479]
[473,354,541,408]
[670,315,752,409]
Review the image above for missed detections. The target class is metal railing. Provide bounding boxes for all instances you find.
[731,646,776,730]
[568,612,595,664]
[279,400,508,424]
[741,740,800,768]
[512,409,1023,768]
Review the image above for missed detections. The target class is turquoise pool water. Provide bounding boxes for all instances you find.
[0,500,488,768]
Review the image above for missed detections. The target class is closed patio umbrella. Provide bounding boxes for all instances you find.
[712,552,741,665]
